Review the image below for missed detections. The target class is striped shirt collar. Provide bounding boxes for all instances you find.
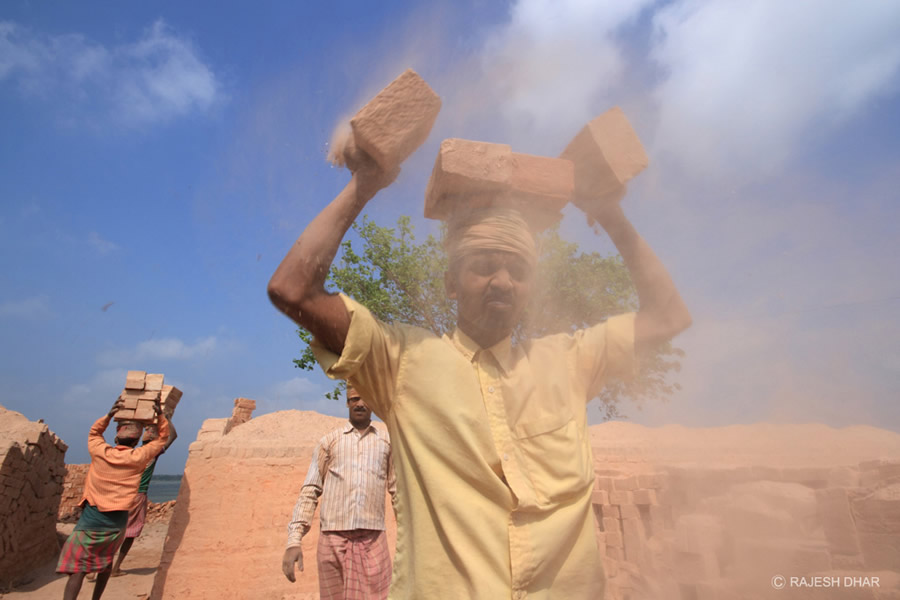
[342,421,379,438]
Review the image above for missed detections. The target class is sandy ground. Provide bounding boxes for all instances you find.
[2,520,169,600]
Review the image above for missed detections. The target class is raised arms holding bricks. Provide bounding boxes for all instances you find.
[268,70,441,353]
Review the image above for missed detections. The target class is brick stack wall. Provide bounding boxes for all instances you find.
[592,462,900,599]
[57,463,89,522]
[0,404,68,587]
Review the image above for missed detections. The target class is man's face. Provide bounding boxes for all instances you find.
[347,394,372,425]
[446,250,534,343]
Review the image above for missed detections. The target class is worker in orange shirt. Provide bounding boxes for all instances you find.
[56,398,169,600]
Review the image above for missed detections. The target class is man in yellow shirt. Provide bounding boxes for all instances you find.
[268,154,690,598]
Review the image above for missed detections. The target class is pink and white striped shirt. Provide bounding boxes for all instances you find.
[286,422,395,547]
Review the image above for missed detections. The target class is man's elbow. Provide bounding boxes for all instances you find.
[670,306,692,337]
[267,277,306,318]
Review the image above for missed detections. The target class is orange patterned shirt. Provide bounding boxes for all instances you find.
[81,414,169,512]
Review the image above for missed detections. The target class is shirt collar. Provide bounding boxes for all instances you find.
[448,327,515,375]
[343,421,378,437]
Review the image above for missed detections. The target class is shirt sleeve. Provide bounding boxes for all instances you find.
[310,294,404,420]
[133,414,169,465]
[286,440,328,548]
[87,415,112,458]
[572,313,637,400]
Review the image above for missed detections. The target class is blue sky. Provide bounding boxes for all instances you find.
[2,1,899,473]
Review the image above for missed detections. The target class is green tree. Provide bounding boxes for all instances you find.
[294,215,684,417]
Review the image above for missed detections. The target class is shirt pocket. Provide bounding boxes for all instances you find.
[514,413,593,506]
[366,439,390,481]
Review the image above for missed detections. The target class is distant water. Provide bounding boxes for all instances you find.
[147,475,182,503]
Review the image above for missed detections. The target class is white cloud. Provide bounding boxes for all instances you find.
[474,0,653,141]
[0,294,53,319]
[0,19,223,127]
[135,336,219,360]
[650,0,900,181]
[97,335,225,366]
[87,231,118,255]
[62,368,127,405]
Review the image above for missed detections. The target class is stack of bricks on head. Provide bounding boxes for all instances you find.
[113,370,182,425]
[425,107,649,230]
[330,67,648,233]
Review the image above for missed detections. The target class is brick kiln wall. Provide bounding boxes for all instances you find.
[150,412,900,600]
[150,409,395,600]
[0,404,68,586]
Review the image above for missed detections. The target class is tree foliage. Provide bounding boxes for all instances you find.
[295,215,684,416]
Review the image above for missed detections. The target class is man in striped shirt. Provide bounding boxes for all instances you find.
[282,387,396,600]
[57,398,169,600]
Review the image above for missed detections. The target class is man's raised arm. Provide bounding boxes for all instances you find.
[581,196,692,351]
[267,158,395,355]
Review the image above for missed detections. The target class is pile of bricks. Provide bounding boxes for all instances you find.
[591,462,900,600]
[115,371,182,423]
[146,499,177,524]
[0,404,68,587]
[57,463,89,522]
[223,398,256,434]
[425,107,648,231]
[592,473,670,599]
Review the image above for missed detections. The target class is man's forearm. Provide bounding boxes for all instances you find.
[286,487,319,547]
[589,203,691,346]
[269,176,374,314]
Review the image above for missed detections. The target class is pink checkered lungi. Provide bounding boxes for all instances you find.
[317,530,391,600]
[124,492,149,538]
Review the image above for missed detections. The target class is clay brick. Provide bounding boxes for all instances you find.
[425,139,512,220]
[560,107,648,201]
[609,490,633,505]
[595,476,615,492]
[602,517,621,532]
[424,138,573,230]
[125,370,146,390]
[119,390,141,410]
[619,504,640,520]
[161,385,183,407]
[234,398,256,410]
[605,529,623,548]
[621,518,646,564]
[601,505,620,519]
[133,401,156,422]
[507,152,573,212]
[139,391,160,401]
[606,545,624,561]
[115,408,136,420]
[612,476,638,491]
[144,373,165,391]
[350,69,441,172]
[633,489,658,505]
[591,489,609,505]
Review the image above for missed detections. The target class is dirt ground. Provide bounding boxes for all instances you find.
[2,520,170,600]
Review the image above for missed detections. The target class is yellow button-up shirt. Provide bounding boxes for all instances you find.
[313,294,635,600]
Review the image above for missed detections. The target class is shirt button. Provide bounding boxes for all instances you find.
[488,386,495,393]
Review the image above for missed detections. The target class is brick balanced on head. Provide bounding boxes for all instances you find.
[424,106,649,230]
